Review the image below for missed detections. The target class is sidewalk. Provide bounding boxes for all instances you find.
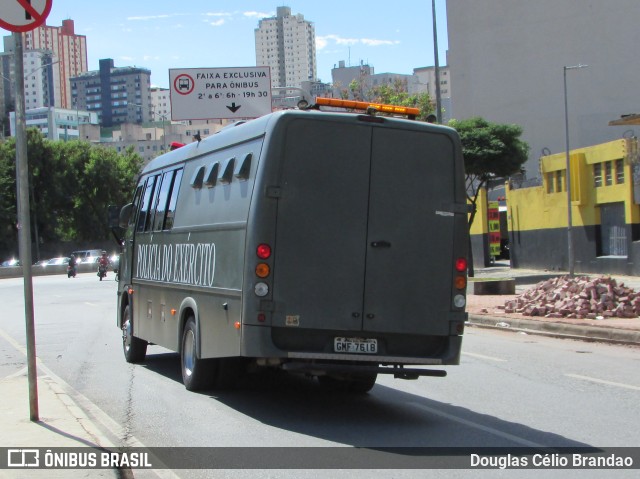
[466,264,640,345]
[0,368,122,478]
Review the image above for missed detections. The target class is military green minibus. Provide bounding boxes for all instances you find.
[116,103,468,392]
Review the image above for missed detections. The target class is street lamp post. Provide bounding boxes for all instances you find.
[158,114,167,151]
[563,64,588,276]
[432,0,442,123]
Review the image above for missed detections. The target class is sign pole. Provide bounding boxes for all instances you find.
[14,31,39,422]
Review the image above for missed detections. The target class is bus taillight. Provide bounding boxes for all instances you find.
[257,244,271,259]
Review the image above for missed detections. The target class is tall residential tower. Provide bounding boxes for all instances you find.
[255,6,317,90]
[21,19,88,109]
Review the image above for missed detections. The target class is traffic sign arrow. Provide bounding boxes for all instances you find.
[227,103,241,113]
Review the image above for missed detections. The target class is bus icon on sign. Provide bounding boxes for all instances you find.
[173,73,195,96]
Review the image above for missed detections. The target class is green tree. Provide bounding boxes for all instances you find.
[366,80,434,121]
[71,144,142,241]
[448,117,529,273]
[448,117,529,228]
[0,129,143,257]
[0,137,17,254]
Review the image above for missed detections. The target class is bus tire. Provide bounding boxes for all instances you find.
[181,317,216,391]
[122,305,147,363]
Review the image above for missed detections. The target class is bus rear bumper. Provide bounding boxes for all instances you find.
[241,324,463,369]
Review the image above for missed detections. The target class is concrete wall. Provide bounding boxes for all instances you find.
[447,0,640,179]
[0,261,105,279]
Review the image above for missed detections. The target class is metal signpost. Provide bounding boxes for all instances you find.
[169,66,272,121]
[1,0,53,422]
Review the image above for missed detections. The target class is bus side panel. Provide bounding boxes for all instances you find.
[131,137,264,359]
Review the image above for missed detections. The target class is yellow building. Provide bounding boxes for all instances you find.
[471,137,640,274]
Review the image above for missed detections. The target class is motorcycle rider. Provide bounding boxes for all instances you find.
[67,254,77,278]
[98,251,109,280]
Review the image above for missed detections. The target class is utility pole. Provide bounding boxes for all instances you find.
[432,0,442,123]
[563,64,588,277]
[14,32,39,422]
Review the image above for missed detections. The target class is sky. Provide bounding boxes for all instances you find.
[0,0,449,89]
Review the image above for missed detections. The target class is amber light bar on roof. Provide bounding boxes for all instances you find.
[315,97,420,118]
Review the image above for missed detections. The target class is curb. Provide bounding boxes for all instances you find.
[467,314,640,346]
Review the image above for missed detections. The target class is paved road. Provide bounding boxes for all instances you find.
[1,274,639,478]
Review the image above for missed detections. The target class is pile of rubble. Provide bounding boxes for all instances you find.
[499,276,640,319]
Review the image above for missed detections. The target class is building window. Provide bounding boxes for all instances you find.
[556,171,563,192]
[615,159,624,184]
[546,172,555,193]
[605,161,613,186]
[594,163,602,188]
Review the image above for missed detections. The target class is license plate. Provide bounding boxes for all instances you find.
[334,337,377,354]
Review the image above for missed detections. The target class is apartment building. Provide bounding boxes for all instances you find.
[412,65,451,122]
[4,19,88,109]
[71,58,152,127]
[255,6,317,90]
[150,86,171,121]
[9,106,98,141]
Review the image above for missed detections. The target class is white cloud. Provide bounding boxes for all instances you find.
[316,37,328,50]
[243,11,272,18]
[361,38,400,47]
[127,13,189,21]
[203,12,231,17]
[316,34,399,50]
[208,19,225,27]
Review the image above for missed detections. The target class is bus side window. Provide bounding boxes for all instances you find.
[152,170,175,231]
[164,169,183,231]
[136,175,158,233]
[128,184,144,228]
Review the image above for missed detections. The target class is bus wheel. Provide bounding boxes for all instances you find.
[181,317,216,391]
[122,305,147,363]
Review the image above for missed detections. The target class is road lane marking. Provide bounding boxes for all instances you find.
[408,401,546,447]
[0,326,27,356]
[462,352,507,362]
[4,366,28,380]
[565,373,640,391]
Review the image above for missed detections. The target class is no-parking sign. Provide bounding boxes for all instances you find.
[0,0,52,32]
